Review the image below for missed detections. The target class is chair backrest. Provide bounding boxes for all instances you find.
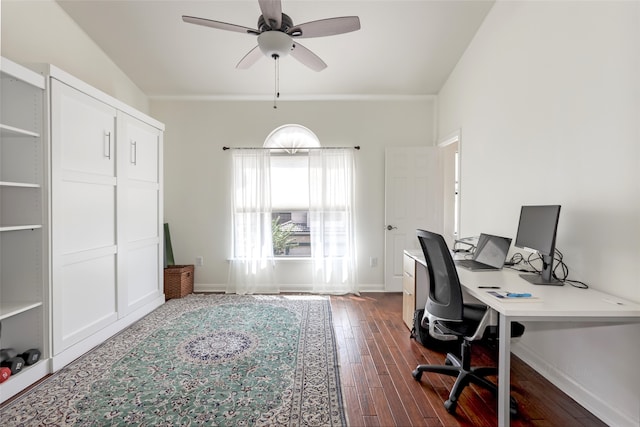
[417,229,464,322]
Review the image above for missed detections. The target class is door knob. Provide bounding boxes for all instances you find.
[386,225,397,231]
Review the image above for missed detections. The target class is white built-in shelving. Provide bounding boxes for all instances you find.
[0,57,49,403]
[1,59,165,402]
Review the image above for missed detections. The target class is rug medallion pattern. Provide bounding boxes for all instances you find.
[1,294,345,426]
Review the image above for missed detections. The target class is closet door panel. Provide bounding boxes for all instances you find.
[51,77,118,355]
[55,254,117,352]
[116,111,163,317]
[52,80,116,177]
[60,181,115,253]
[122,113,159,183]
[126,245,160,306]
[126,186,158,241]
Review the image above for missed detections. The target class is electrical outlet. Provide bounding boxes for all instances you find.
[369,257,378,268]
[196,256,204,267]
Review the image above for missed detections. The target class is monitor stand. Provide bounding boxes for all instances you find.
[519,273,564,286]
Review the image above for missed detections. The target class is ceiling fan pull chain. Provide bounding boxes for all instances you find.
[276,55,280,100]
[273,54,280,109]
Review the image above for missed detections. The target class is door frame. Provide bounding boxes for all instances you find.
[438,129,462,248]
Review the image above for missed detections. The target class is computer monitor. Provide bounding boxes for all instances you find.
[515,205,562,285]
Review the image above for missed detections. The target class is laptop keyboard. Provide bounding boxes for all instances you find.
[455,259,497,270]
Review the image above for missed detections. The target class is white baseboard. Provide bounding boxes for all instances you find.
[356,283,386,292]
[513,343,637,427]
[194,283,226,293]
[51,296,165,372]
[193,283,387,294]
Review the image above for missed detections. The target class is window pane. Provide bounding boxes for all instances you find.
[272,211,311,257]
[311,210,348,257]
[271,156,309,210]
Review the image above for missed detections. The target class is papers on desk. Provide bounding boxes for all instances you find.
[487,291,541,301]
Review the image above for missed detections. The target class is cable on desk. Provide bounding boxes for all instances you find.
[509,249,589,289]
[549,249,588,288]
[507,252,524,265]
[453,240,476,254]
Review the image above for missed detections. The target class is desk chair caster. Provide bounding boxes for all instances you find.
[443,397,519,416]
[441,395,519,417]
[411,354,518,417]
[412,367,520,416]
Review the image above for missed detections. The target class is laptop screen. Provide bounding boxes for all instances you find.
[474,234,512,268]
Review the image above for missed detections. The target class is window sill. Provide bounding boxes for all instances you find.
[227,257,312,262]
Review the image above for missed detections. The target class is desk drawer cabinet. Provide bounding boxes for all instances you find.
[402,252,429,329]
[402,254,416,328]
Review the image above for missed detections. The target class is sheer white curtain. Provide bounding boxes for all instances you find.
[227,149,278,294]
[309,149,358,294]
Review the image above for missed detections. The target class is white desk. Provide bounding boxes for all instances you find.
[406,250,640,426]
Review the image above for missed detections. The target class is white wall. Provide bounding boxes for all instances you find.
[1,0,148,113]
[437,1,640,425]
[150,98,436,290]
[5,0,635,422]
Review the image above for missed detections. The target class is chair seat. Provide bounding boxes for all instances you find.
[427,303,487,338]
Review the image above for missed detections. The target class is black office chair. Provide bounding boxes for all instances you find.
[411,229,524,415]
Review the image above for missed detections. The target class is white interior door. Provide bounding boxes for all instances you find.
[384,147,442,291]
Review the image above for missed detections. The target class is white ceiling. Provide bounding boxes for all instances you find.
[56,0,494,99]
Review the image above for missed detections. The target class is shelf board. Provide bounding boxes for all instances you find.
[0,358,49,404]
[0,224,42,232]
[0,301,43,320]
[0,181,41,188]
[0,123,40,138]
[1,57,46,89]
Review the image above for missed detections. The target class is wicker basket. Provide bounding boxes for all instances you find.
[164,264,194,299]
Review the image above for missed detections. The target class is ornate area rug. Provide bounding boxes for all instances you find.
[1,294,345,426]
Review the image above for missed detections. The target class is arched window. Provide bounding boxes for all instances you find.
[266,125,319,256]
[230,124,357,294]
[263,124,320,153]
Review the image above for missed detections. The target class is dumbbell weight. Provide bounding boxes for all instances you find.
[0,366,11,383]
[20,348,41,365]
[0,349,25,375]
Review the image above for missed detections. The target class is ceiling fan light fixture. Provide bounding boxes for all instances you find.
[258,31,294,58]
[183,1,361,71]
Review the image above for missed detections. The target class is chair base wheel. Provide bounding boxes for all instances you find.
[444,399,457,414]
[411,369,422,381]
[510,396,519,417]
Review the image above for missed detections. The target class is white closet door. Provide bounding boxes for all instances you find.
[51,80,116,177]
[50,79,118,354]
[117,111,163,316]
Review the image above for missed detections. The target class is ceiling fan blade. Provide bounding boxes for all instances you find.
[290,42,327,72]
[236,46,263,69]
[288,16,361,38]
[259,0,282,30]
[182,15,259,35]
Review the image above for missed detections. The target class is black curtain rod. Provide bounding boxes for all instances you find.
[222,146,360,151]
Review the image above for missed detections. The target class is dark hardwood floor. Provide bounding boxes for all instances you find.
[330,293,606,427]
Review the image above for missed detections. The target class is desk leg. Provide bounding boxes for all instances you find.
[498,314,511,427]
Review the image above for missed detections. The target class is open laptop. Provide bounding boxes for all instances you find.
[455,233,512,271]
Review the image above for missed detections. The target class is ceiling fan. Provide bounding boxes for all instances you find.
[182,0,361,71]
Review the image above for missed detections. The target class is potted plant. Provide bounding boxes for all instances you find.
[272,217,299,255]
